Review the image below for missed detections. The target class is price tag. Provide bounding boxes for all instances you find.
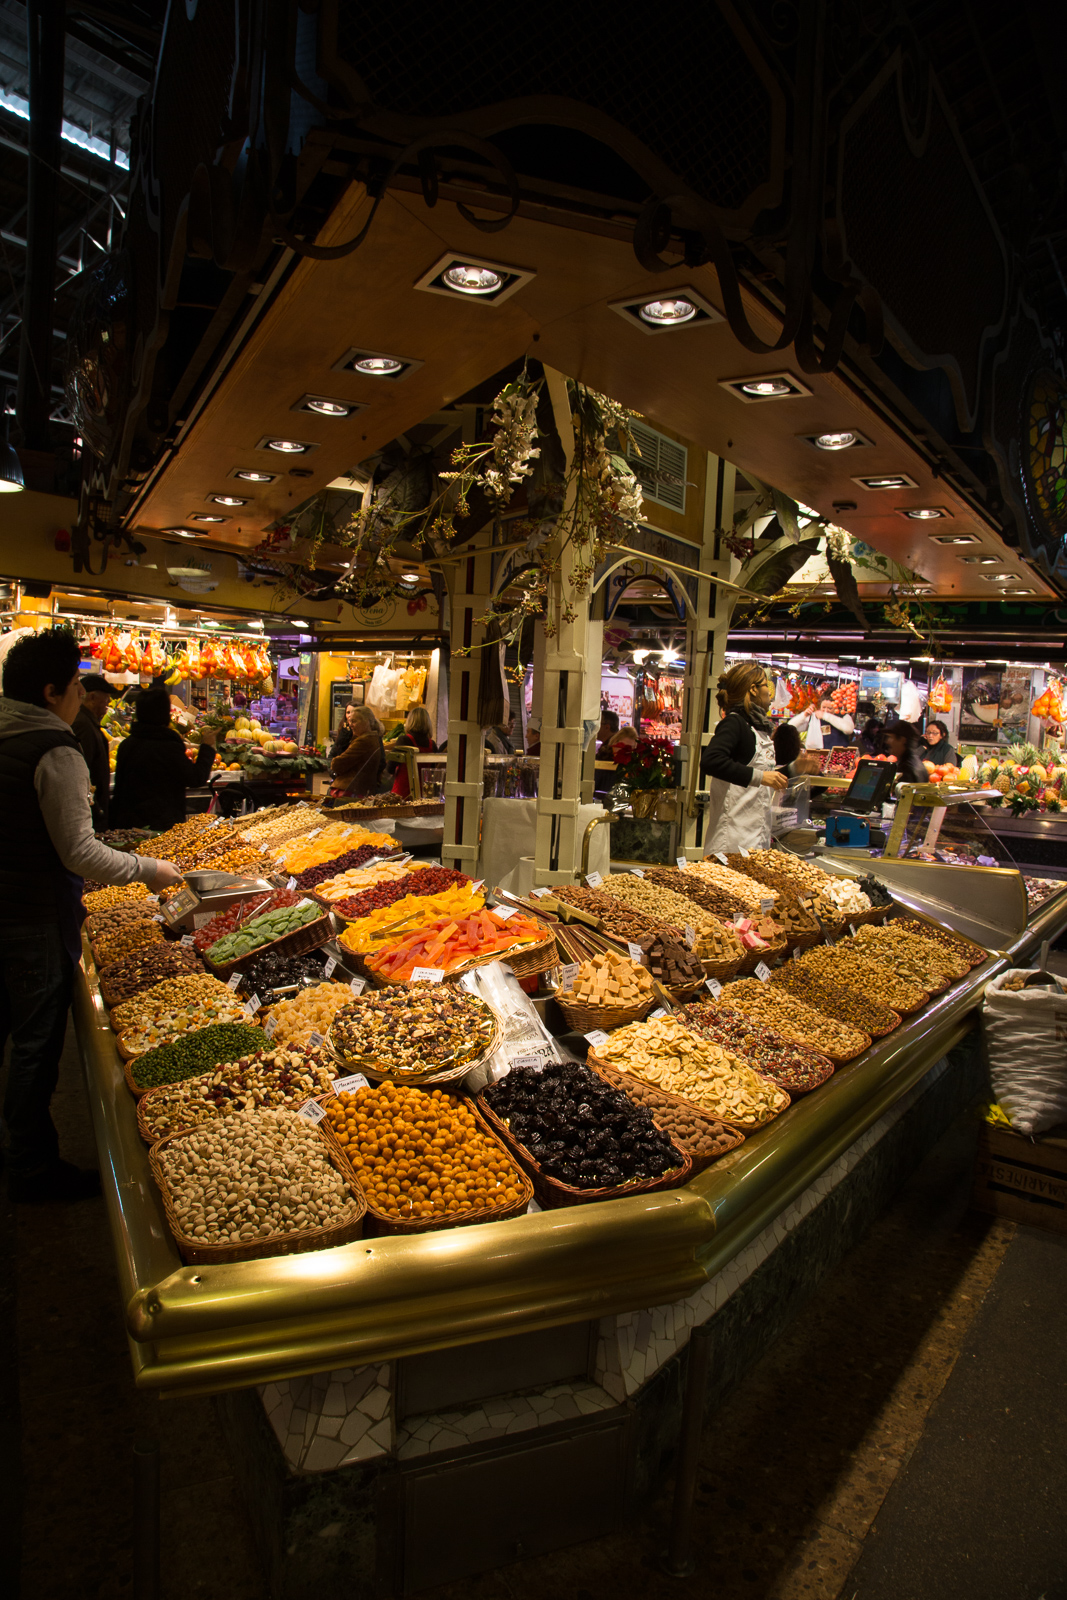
[676,856,688,870]
[705,977,722,998]
[308,1031,324,1049]
[755,961,771,983]
[685,925,696,949]
[153,913,165,923]
[332,1073,369,1095]
[146,894,159,905]
[740,847,751,858]
[244,992,261,1014]
[263,1014,278,1039]
[585,1030,609,1049]
[629,867,645,878]
[259,843,268,853]
[559,962,579,988]
[410,966,445,984]
[493,904,517,920]
[627,942,644,963]
[287,876,297,891]
[510,1053,544,1072]
[792,945,801,962]
[649,1007,669,1020]
[305,827,322,840]
[760,897,775,914]
[180,934,194,947]
[349,976,366,996]
[530,886,551,898]
[297,1099,326,1125]
[849,923,857,937]
[715,853,728,865]
[227,972,242,991]
[585,870,603,889]
[324,956,338,978]
[470,879,484,893]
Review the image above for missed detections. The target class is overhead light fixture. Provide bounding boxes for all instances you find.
[0,434,24,493]
[247,619,264,629]
[400,572,419,583]
[810,430,863,451]
[293,394,364,418]
[959,553,999,564]
[163,527,199,538]
[211,495,247,506]
[332,346,422,381]
[720,372,812,403]
[191,513,227,523]
[414,252,535,306]
[233,469,276,483]
[853,473,918,490]
[256,437,318,455]
[1002,588,1035,595]
[632,647,652,664]
[289,619,310,627]
[982,573,1012,582]
[611,287,723,334]
[930,533,977,545]
[900,507,949,520]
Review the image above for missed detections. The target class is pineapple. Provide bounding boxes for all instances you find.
[994,774,1011,793]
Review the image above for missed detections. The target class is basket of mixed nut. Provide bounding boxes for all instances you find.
[328,981,499,1086]
[136,1046,340,1143]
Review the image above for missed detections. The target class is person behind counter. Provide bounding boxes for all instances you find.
[330,701,362,760]
[329,705,386,797]
[887,720,929,784]
[596,707,619,759]
[922,718,958,768]
[110,687,217,831]
[485,711,516,755]
[72,672,118,832]
[386,705,437,798]
[700,663,788,856]
[790,697,855,750]
[0,629,182,1202]
[857,715,887,757]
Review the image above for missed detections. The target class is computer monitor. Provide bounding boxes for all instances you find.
[841,758,897,813]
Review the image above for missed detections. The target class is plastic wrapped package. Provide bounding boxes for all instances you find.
[459,961,561,1091]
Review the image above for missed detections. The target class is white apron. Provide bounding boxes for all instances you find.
[703,722,775,857]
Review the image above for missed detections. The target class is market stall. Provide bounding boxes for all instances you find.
[71,803,1067,1592]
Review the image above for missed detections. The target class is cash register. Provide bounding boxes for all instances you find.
[822,759,897,849]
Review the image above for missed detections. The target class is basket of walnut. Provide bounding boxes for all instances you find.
[556,950,657,1031]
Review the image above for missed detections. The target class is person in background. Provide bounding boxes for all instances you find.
[790,697,854,750]
[387,705,436,798]
[922,718,958,768]
[700,662,788,856]
[486,711,516,755]
[0,629,181,1202]
[329,705,385,797]
[72,672,117,832]
[887,720,929,784]
[857,715,887,757]
[330,702,362,760]
[596,707,620,758]
[772,720,820,777]
[111,687,217,830]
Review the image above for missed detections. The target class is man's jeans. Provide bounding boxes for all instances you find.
[0,923,75,1176]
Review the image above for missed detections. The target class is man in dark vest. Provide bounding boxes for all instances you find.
[72,671,116,832]
[0,629,181,1202]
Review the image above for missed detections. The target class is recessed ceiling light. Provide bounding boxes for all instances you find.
[191,513,227,522]
[959,553,999,564]
[293,395,364,418]
[414,252,535,305]
[355,355,402,376]
[1002,588,1035,595]
[982,573,1012,582]
[812,430,859,450]
[853,473,918,490]
[720,372,812,402]
[163,527,199,538]
[233,470,276,483]
[930,533,978,545]
[211,494,247,507]
[400,572,419,583]
[640,298,697,325]
[332,347,421,381]
[611,287,722,334]
[256,437,318,455]
[902,507,947,520]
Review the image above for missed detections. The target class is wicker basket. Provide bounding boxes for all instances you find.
[556,991,656,1032]
[894,917,988,968]
[203,911,333,983]
[592,1064,746,1176]
[99,952,204,1010]
[695,950,744,983]
[320,1100,532,1234]
[327,1007,500,1089]
[148,1121,366,1263]
[363,925,558,988]
[90,926,166,969]
[735,933,788,975]
[850,903,892,928]
[666,973,709,1004]
[476,1088,692,1210]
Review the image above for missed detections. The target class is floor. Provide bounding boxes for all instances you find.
[2,1024,1063,1600]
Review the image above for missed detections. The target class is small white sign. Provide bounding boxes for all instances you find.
[627,942,644,963]
[410,966,445,984]
[685,925,697,949]
[287,876,297,891]
[146,894,159,904]
[305,827,322,840]
[705,978,722,998]
[740,847,751,858]
[559,962,579,988]
[585,1030,609,1049]
[259,843,268,853]
[510,1053,543,1071]
[649,1007,669,1020]
[227,972,242,991]
[297,1098,326,1124]
[332,1073,369,1095]
[152,913,165,923]
[349,976,366,996]
[755,961,771,983]
[792,945,802,963]
[715,853,728,865]
[308,1031,324,1049]
[849,923,857,937]
[629,867,645,878]
[263,1014,278,1039]
[530,886,551,898]
[760,897,775,914]
[585,870,603,889]
[470,879,484,894]
[676,856,688,870]
[324,956,338,979]
[180,934,194,947]
[493,904,518,920]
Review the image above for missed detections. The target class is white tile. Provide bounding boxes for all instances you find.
[368,1419,392,1449]
[303,1437,347,1473]
[356,1385,390,1422]
[322,1382,347,1417]
[317,1415,342,1439]
[338,1411,371,1447]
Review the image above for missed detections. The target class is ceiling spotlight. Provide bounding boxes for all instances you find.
[191,514,227,523]
[266,439,309,454]
[247,619,264,629]
[211,495,247,507]
[355,356,402,376]
[234,470,275,483]
[294,395,362,418]
[813,431,858,450]
[959,553,999,564]
[930,533,977,545]
[744,379,791,397]
[400,572,419,583]
[290,619,310,627]
[982,573,1012,582]
[415,253,534,305]
[632,647,652,664]
[443,264,503,295]
[902,507,947,520]
[333,347,421,381]
[1002,588,1035,595]
[639,298,698,326]
[854,473,918,490]
[163,527,198,538]
[721,372,811,402]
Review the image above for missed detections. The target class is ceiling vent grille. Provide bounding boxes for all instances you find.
[626,422,687,514]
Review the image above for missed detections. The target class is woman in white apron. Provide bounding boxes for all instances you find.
[700,662,788,856]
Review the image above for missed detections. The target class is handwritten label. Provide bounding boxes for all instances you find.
[510,1053,545,1072]
[792,945,802,962]
[716,853,728,865]
[585,1030,609,1049]
[153,913,165,923]
[308,1031,324,1049]
[320,957,336,981]
[263,1014,278,1039]
[493,904,517,920]
[627,942,644,963]
[685,925,697,949]
[760,897,775,913]
[410,966,445,984]
[650,1007,669,1020]
[585,870,603,889]
[180,934,194,947]
[705,977,722,998]
[629,867,645,878]
[349,976,366,996]
[243,992,261,1014]
[146,894,159,904]
[676,856,688,870]
[287,876,297,891]
[227,972,242,991]
[755,961,771,983]
[332,1073,369,1095]
[305,827,321,840]
[559,962,579,988]
[530,886,551,898]
[297,1099,326,1125]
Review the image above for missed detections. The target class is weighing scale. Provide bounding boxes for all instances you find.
[159,873,278,932]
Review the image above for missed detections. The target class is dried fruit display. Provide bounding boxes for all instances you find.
[330,983,496,1077]
[680,1002,834,1095]
[593,1016,789,1128]
[771,961,900,1037]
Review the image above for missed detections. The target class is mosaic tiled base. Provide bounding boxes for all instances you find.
[258,1055,950,1473]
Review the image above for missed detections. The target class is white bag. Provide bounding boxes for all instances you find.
[805,712,824,751]
[982,969,1067,1135]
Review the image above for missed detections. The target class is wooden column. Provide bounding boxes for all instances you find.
[440,550,492,872]
[680,455,738,859]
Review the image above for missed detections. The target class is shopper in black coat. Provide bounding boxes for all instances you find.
[886,720,928,784]
[72,673,117,831]
[111,688,217,830]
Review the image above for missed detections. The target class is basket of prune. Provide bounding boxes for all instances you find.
[234,948,333,1005]
[479,1058,691,1208]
